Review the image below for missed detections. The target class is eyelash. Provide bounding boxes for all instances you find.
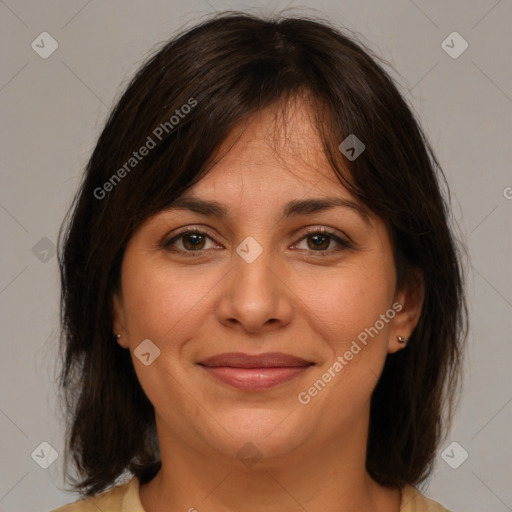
[162,227,352,258]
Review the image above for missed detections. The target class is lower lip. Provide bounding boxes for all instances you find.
[200,366,311,391]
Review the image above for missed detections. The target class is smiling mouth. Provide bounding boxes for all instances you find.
[197,352,314,391]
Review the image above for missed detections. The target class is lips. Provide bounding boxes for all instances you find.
[197,352,314,391]
[198,352,314,368]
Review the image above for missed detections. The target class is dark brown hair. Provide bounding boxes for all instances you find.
[57,10,467,497]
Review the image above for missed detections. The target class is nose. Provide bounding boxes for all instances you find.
[216,241,294,334]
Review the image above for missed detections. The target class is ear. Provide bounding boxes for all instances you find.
[112,290,129,349]
[388,268,424,354]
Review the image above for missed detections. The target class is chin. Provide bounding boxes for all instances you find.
[202,408,311,465]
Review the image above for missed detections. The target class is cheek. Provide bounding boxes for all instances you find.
[119,256,211,424]
[121,254,216,343]
[295,263,396,419]
[297,258,396,351]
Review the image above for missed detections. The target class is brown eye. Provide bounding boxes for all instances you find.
[306,233,331,251]
[163,228,221,257]
[294,228,352,254]
[181,232,207,250]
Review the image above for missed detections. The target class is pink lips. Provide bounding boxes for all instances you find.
[197,352,314,391]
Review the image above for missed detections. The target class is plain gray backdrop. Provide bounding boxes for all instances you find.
[1,1,511,511]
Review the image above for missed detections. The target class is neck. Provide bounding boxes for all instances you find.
[139,410,400,512]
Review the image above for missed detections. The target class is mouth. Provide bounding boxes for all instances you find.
[197,352,314,391]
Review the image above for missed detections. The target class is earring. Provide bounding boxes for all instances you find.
[115,333,121,339]
[397,335,407,345]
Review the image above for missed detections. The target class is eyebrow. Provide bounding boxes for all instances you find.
[165,196,371,225]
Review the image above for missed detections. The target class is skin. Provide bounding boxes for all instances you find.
[112,98,424,512]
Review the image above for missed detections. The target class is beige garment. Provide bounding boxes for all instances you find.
[49,476,451,511]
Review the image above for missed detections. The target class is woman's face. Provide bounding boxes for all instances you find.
[113,101,422,466]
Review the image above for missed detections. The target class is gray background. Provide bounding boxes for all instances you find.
[1,1,511,511]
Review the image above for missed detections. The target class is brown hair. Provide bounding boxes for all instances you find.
[57,10,467,497]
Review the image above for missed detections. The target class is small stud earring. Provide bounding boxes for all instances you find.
[397,335,407,344]
[115,333,121,339]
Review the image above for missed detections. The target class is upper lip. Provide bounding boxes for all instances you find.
[197,352,313,368]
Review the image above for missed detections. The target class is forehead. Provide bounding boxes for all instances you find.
[157,100,375,230]
[190,98,350,200]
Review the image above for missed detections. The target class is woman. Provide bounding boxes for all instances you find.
[52,10,467,512]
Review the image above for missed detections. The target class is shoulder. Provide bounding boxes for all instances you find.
[400,484,452,511]
[48,477,143,512]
